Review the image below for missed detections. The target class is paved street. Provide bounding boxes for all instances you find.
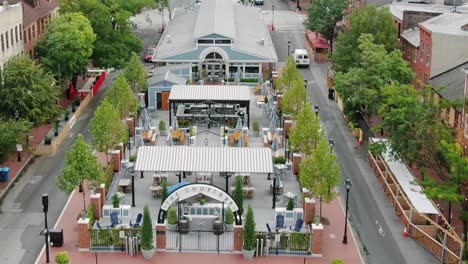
[0,75,114,264]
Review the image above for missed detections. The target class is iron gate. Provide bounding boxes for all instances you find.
[166,228,234,252]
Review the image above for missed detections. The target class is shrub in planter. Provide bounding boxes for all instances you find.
[129,155,137,162]
[252,121,260,137]
[159,120,166,136]
[167,207,178,229]
[274,156,286,164]
[161,178,168,201]
[225,207,234,231]
[112,193,121,208]
[87,204,96,227]
[243,205,256,259]
[64,110,70,121]
[227,78,234,82]
[54,120,60,136]
[73,97,81,106]
[55,251,70,264]
[71,104,76,113]
[44,136,52,145]
[141,205,155,259]
[286,198,294,211]
[233,177,244,215]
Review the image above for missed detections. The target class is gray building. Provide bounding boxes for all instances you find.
[152,0,277,81]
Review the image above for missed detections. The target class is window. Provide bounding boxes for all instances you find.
[214,39,231,44]
[28,28,31,42]
[413,49,417,63]
[15,26,18,43]
[19,24,22,41]
[1,34,4,51]
[426,46,430,66]
[205,52,223,60]
[245,66,259,73]
[10,29,13,46]
[32,25,35,38]
[420,43,424,62]
[5,31,8,49]
[197,39,213,44]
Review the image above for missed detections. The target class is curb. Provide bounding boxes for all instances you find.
[0,154,34,204]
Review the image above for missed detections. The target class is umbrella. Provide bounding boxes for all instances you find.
[258,72,263,84]
[270,106,278,121]
[261,83,267,95]
[270,136,279,152]
[235,117,243,131]
[139,96,146,109]
[237,133,245,147]
[172,116,179,130]
[167,132,174,146]
[269,117,277,133]
[141,109,151,131]
[235,67,242,83]
[284,192,297,199]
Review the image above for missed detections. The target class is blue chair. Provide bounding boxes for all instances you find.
[266,223,272,233]
[275,215,285,231]
[96,221,109,229]
[130,213,142,228]
[110,212,121,227]
[290,219,303,232]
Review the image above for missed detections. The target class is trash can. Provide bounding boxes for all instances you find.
[49,228,64,247]
[0,167,10,182]
[213,220,224,235]
[179,219,189,234]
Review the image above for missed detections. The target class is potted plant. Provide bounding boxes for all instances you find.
[71,104,76,113]
[55,251,70,264]
[112,193,121,208]
[252,121,260,137]
[274,156,286,164]
[243,205,256,259]
[64,110,70,121]
[218,68,225,81]
[159,120,166,136]
[73,97,81,106]
[54,120,60,136]
[233,177,244,215]
[286,198,294,211]
[167,207,178,230]
[225,207,234,231]
[161,178,168,201]
[202,68,208,79]
[199,197,206,205]
[44,136,52,145]
[141,205,155,259]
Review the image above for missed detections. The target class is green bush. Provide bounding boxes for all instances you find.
[240,78,258,83]
[233,177,244,215]
[225,208,234,225]
[44,136,52,145]
[73,97,81,106]
[129,155,137,162]
[112,193,121,208]
[87,204,96,227]
[161,178,168,201]
[159,120,166,131]
[286,198,294,210]
[331,259,345,264]
[167,207,177,225]
[55,251,70,264]
[274,156,286,164]
[178,119,191,128]
[104,164,114,193]
[141,205,154,250]
[253,121,259,132]
[243,206,256,251]
[227,77,234,82]
[290,233,310,251]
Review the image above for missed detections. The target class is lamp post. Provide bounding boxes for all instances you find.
[314,105,320,117]
[296,0,300,10]
[287,41,291,57]
[328,139,335,153]
[342,179,352,244]
[131,173,135,207]
[42,194,50,263]
[272,5,275,32]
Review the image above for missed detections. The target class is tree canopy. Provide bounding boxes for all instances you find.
[275,57,303,93]
[37,12,96,82]
[289,102,321,155]
[0,118,32,166]
[106,73,138,118]
[332,5,398,72]
[281,76,308,119]
[0,55,61,125]
[123,53,148,92]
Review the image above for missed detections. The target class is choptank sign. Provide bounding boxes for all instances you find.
[161,184,239,212]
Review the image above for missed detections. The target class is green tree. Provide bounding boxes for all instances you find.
[57,134,104,211]
[106,73,138,118]
[332,5,398,72]
[37,13,96,86]
[334,34,414,117]
[275,57,303,93]
[141,205,154,250]
[289,103,321,155]
[0,118,32,167]
[0,55,61,125]
[299,136,341,218]
[281,76,308,119]
[233,177,244,215]
[305,0,348,53]
[123,53,148,92]
[243,205,256,251]
[91,99,126,162]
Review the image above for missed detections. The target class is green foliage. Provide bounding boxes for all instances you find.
[141,205,154,250]
[129,155,137,162]
[37,13,95,81]
[334,34,414,116]
[123,53,148,92]
[112,193,121,208]
[300,136,341,216]
[159,120,166,131]
[305,0,347,47]
[243,205,256,251]
[202,68,208,78]
[0,55,60,125]
[227,78,234,82]
[54,120,60,133]
[252,121,260,132]
[91,99,126,155]
[106,73,138,118]
[44,136,53,145]
[313,215,321,224]
[167,207,177,225]
[0,118,32,165]
[87,204,96,227]
[289,233,310,251]
[332,5,398,72]
[240,78,258,83]
[73,98,81,107]
[218,68,224,80]
[275,57,303,93]
[286,198,295,210]
[55,251,70,264]
[289,103,321,155]
[274,156,286,164]
[225,208,234,225]
[233,177,244,215]
[103,164,114,193]
[368,141,388,157]
[331,259,345,264]
[282,75,308,119]
[57,134,103,211]
[161,178,168,202]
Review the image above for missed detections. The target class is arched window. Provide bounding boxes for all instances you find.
[205,52,223,60]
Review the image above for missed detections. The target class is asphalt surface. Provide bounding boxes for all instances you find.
[0,75,113,264]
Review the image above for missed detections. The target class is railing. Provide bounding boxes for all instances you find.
[166,228,234,253]
[256,231,310,255]
[89,228,142,251]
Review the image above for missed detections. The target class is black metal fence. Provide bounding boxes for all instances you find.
[166,228,234,253]
[90,228,143,252]
[256,231,311,255]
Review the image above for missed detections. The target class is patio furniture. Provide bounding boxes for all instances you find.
[230,185,255,199]
[270,179,284,195]
[130,213,143,228]
[150,185,163,198]
[275,215,285,231]
[289,219,304,232]
[118,179,131,193]
[110,212,121,228]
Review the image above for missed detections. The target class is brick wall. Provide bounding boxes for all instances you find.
[78,218,91,251]
[292,153,302,175]
[303,197,316,224]
[233,225,243,252]
[402,11,441,31]
[156,223,166,250]
[311,223,323,256]
[90,193,102,220]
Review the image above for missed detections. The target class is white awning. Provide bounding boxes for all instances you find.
[168,85,251,103]
[135,146,274,174]
[370,138,439,215]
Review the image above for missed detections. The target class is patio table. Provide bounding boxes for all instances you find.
[118,179,131,193]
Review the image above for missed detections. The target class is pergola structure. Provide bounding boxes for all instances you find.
[168,85,251,128]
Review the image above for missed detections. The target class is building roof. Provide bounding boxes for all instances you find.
[151,64,192,76]
[306,31,329,49]
[134,146,274,173]
[401,27,420,47]
[420,12,468,36]
[0,2,20,12]
[168,85,251,103]
[148,71,187,86]
[388,2,456,21]
[194,0,236,39]
[154,0,277,62]
[370,138,439,215]
[429,62,468,102]
[8,0,59,27]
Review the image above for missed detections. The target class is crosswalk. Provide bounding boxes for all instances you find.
[261,10,307,33]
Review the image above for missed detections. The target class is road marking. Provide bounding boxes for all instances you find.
[376,220,385,236]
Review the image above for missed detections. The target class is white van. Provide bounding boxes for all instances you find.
[292,49,310,67]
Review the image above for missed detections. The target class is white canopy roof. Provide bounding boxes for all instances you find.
[168,85,251,103]
[135,146,274,173]
[371,138,439,215]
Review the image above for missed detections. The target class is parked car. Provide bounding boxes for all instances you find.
[292,49,310,67]
[144,45,157,62]
[254,0,264,5]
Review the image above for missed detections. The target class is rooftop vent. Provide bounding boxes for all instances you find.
[462,23,468,31]
[167,35,171,43]
[258,38,265,46]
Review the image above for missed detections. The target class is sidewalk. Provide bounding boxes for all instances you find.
[289,0,310,15]
[35,185,363,264]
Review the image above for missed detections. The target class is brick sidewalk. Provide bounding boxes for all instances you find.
[35,188,363,264]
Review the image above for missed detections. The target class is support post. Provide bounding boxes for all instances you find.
[272,176,276,209]
[131,174,135,207]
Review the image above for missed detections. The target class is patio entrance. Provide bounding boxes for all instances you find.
[166,229,234,252]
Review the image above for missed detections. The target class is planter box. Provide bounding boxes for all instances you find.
[121,205,131,219]
[103,205,113,218]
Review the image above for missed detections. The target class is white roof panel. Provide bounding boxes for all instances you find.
[194,0,236,39]
[168,85,251,102]
[135,146,274,173]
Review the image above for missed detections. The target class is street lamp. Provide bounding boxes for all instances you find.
[287,41,291,56]
[328,139,335,153]
[314,105,320,117]
[343,179,352,244]
[296,0,300,11]
[272,5,275,32]
[131,173,136,207]
[42,194,50,263]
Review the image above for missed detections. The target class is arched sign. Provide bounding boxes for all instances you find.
[157,183,242,225]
